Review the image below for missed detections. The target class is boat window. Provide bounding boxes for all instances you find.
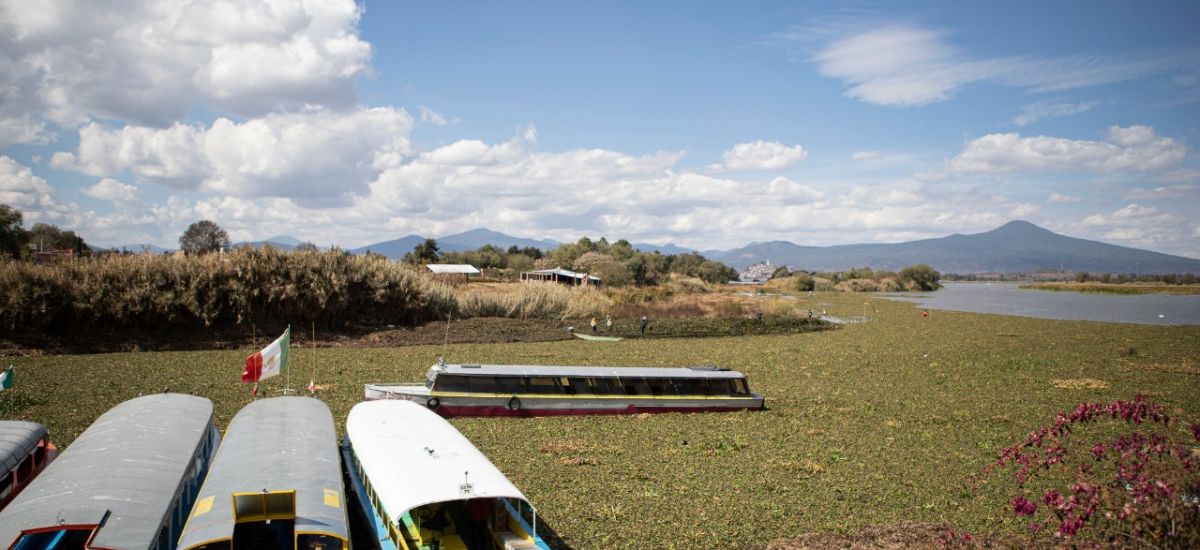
[567,377,590,394]
[626,378,651,396]
[186,543,231,550]
[434,375,469,392]
[468,376,499,393]
[672,378,701,395]
[495,376,526,392]
[528,377,560,394]
[296,534,344,550]
[560,377,576,395]
[0,472,11,499]
[15,455,31,482]
[733,378,749,396]
[33,444,45,466]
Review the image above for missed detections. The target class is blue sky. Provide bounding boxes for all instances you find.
[1,1,1197,256]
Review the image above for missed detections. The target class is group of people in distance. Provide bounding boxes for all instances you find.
[569,314,649,336]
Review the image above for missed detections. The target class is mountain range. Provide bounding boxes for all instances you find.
[117,221,1200,274]
[710,221,1200,274]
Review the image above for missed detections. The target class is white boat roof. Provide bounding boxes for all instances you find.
[346,400,530,522]
[0,421,46,473]
[433,363,746,379]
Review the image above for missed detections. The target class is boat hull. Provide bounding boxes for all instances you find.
[364,385,764,417]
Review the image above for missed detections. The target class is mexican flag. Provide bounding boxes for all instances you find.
[0,367,11,391]
[242,328,289,383]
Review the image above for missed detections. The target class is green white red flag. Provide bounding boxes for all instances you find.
[242,328,290,383]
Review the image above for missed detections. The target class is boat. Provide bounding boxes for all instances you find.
[0,394,220,550]
[0,421,56,511]
[343,400,550,550]
[364,362,765,417]
[572,333,623,342]
[177,396,349,550]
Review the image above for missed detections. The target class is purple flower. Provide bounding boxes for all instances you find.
[1012,495,1038,516]
[1191,423,1200,442]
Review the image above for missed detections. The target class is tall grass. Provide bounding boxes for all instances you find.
[0,249,455,330]
[457,282,609,320]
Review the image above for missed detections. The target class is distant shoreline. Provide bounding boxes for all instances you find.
[1019,282,1200,296]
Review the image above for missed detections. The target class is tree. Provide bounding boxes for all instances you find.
[794,273,815,292]
[403,238,441,265]
[0,203,28,258]
[179,220,230,254]
[294,242,319,253]
[27,223,87,255]
[898,263,941,291]
[769,265,791,279]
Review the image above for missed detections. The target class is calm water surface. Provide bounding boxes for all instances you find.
[880,282,1200,326]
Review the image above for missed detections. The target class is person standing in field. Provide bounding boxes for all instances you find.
[590,317,598,333]
[605,314,613,332]
[639,315,648,336]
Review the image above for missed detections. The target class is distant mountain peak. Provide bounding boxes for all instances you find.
[265,235,302,246]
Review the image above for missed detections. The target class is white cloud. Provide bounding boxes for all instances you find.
[1014,100,1099,126]
[851,151,881,161]
[942,125,1185,175]
[1048,193,1081,203]
[1074,203,1182,251]
[722,140,808,170]
[419,106,448,126]
[0,0,371,137]
[54,107,414,201]
[83,178,138,203]
[1124,184,1199,200]
[0,155,73,220]
[794,22,1195,107]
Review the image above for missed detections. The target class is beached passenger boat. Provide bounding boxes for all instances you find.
[0,421,56,512]
[177,396,348,550]
[364,362,764,417]
[344,400,550,550]
[0,394,219,550]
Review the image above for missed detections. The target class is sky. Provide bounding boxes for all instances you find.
[1,0,1198,256]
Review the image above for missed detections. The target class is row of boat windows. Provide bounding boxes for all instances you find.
[433,375,752,397]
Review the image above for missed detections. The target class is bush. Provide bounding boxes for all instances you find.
[898,263,941,291]
[794,273,815,292]
[982,396,1199,547]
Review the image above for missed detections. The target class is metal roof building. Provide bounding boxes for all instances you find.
[519,267,602,287]
[425,264,481,275]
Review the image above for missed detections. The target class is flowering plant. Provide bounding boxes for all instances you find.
[982,395,1199,547]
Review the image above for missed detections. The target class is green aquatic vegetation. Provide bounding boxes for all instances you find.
[3,293,1198,548]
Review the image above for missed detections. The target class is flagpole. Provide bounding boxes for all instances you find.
[309,321,317,397]
[283,324,292,395]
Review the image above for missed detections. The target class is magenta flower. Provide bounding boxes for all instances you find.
[1012,495,1038,516]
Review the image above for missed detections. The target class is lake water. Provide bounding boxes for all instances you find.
[880,282,1200,326]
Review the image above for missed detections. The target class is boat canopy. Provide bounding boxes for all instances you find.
[178,397,347,549]
[0,421,46,474]
[346,400,531,522]
[0,394,215,550]
[429,363,745,380]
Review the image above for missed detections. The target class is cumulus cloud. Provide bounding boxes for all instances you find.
[0,155,73,220]
[1048,193,1081,203]
[942,125,1186,175]
[0,0,372,136]
[54,107,414,201]
[851,151,881,161]
[1014,100,1099,126]
[1075,203,1181,250]
[786,22,1196,107]
[83,178,138,203]
[722,140,808,170]
[1124,184,1199,200]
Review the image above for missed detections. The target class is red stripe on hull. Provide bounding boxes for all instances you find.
[431,403,762,418]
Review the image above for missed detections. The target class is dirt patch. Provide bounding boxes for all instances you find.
[1051,378,1111,389]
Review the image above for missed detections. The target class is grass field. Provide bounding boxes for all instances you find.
[4,292,1199,548]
